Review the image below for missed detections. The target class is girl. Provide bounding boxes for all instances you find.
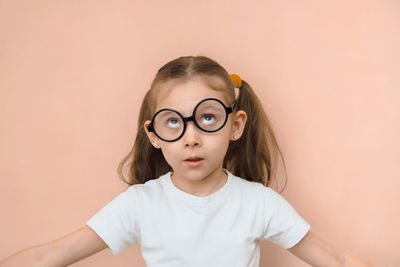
[0,55,371,267]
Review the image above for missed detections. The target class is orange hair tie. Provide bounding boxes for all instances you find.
[230,74,242,88]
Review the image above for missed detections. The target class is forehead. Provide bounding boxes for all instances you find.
[155,76,228,116]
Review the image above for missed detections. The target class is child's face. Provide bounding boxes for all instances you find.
[144,76,247,183]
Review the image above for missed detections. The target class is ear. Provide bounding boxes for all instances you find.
[230,110,247,141]
[144,120,161,149]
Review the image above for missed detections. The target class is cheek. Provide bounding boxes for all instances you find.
[159,146,179,165]
[207,136,230,158]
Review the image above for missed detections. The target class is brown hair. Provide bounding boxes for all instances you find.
[117,55,288,193]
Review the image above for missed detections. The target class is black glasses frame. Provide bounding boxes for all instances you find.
[147,97,236,142]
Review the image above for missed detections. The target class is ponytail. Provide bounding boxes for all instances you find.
[223,79,288,193]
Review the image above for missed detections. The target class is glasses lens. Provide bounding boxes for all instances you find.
[195,99,226,131]
[152,99,226,141]
[153,110,184,141]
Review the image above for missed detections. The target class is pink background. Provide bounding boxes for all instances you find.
[1,1,399,266]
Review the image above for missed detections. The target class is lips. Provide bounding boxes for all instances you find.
[184,156,204,161]
[184,157,204,167]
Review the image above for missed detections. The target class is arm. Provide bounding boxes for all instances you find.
[0,225,107,267]
[288,231,372,267]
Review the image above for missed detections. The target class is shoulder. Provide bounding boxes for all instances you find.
[232,174,290,209]
[124,172,168,200]
[230,174,269,203]
[231,173,270,192]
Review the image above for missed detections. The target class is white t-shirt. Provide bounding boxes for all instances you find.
[86,168,310,267]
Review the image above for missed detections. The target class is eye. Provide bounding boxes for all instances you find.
[167,117,181,128]
[202,114,216,125]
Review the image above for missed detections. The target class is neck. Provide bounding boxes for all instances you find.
[170,169,228,197]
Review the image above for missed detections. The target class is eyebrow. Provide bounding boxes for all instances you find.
[159,105,222,118]
[158,110,177,118]
[200,104,220,110]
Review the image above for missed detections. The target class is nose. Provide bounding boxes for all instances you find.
[182,120,201,147]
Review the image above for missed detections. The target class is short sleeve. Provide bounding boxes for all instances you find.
[259,186,310,249]
[86,186,141,255]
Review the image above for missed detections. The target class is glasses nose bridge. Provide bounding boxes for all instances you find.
[182,114,199,130]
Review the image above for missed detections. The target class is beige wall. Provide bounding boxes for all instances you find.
[1,1,399,266]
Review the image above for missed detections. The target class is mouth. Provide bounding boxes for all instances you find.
[184,157,204,162]
[184,157,204,167]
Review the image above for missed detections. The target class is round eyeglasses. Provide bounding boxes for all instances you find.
[147,98,236,142]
